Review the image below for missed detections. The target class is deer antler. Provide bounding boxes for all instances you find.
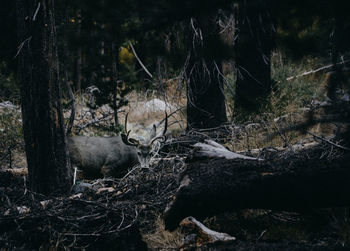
[150,112,168,145]
[121,113,141,146]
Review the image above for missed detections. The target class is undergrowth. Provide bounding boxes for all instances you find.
[269,51,325,116]
[0,108,24,169]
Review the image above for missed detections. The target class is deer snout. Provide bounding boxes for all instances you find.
[137,151,151,169]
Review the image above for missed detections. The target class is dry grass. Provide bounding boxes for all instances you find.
[64,86,186,137]
[125,90,186,131]
[223,109,339,154]
[142,215,184,250]
[221,51,339,152]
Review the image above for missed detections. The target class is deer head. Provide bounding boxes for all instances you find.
[121,112,168,168]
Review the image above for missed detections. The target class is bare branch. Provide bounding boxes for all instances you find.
[128,41,153,78]
[306,131,350,151]
[32,2,41,21]
[287,59,350,81]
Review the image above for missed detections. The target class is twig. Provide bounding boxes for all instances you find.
[73,167,77,186]
[76,112,114,132]
[118,164,140,184]
[272,121,289,146]
[163,140,197,146]
[117,211,125,230]
[63,233,101,237]
[287,59,350,81]
[32,2,41,21]
[15,37,32,58]
[257,229,267,241]
[156,107,183,127]
[196,124,230,132]
[307,131,350,151]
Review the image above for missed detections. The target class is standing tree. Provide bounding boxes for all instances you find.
[185,16,228,129]
[134,0,232,129]
[61,0,136,130]
[234,0,274,113]
[17,0,72,195]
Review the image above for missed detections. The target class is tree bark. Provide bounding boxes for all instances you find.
[111,41,120,127]
[164,153,350,231]
[75,9,82,94]
[17,0,72,195]
[234,0,273,113]
[186,16,227,129]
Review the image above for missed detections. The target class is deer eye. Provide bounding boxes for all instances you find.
[137,152,141,156]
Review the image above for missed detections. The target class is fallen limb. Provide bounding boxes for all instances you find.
[4,167,28,176]
[164,152,350,231]
[193,140,263,161]
[180,216,235,249]
[286,59,350,81]
[306,131,350,151]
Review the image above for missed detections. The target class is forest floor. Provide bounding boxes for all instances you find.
[1,90,350,250]
[1,131,350,250]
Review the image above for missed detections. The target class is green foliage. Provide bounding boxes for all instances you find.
[88,122,124,136]
[112,123,125,134]
[269,53,324,115]
[118,43,139,90]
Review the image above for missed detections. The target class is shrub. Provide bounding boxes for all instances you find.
[0,108,24,169]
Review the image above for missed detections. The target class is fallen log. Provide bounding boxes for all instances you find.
[180,240,348,251]
[164,152,350,231]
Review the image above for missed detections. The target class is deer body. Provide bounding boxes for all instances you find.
[68,136,138,178]
[68,112,168,179]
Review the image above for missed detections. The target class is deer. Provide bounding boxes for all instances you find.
[68,113,168,178]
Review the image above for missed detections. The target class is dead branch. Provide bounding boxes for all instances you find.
[129,41,153,78]
[306,131,350,151]
[286,59,350,81]
[180,216,235,248]
[193,140,263,161]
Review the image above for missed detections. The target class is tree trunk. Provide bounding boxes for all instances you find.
[61,1,75,135]
[17,0,72,195]
[75,47,82,93]
[186,17,227,129]
[234,0,273,113]
[111,41,120,127]
[75,9,82,94]
[164,153,350,231]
